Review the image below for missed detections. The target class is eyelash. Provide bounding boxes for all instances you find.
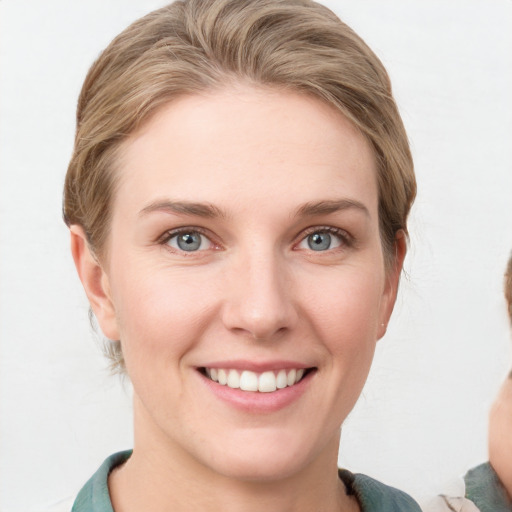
[158,227,219,253]
[157,225,354,253]
[295,226,354,251]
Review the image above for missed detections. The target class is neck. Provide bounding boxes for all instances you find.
[109,399,359,512]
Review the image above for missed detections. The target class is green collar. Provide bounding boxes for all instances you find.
[73,450,420,512]
[464,462,511,512]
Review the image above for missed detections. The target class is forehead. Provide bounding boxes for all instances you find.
[114,86,378,214]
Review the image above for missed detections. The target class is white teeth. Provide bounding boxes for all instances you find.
[258,371,277,393]
[240,370,258,391]
[276,369,288,389]
[218,369,227,385]
[227,369,240,388]
[204,367,308,392]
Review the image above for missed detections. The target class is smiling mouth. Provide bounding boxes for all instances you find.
[200,367,314,393]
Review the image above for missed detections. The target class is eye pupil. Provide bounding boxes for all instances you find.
[177,232,202,251]
[308,232,331,251]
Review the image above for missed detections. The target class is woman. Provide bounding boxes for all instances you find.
[64,0,419,510]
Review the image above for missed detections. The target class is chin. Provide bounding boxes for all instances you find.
[212,453,309,483]
[200,430,322,482]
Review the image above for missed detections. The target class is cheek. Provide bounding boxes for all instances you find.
[489,415,512,495]
[303,267,383,402]
[302,266,384,353]
[110,263,220,365]
[489,391,512,484]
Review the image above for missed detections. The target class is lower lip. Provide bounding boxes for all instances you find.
[198,370,314,413]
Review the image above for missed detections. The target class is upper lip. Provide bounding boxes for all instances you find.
[197,360,314,372]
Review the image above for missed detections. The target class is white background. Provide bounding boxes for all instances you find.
[1,1,511,510]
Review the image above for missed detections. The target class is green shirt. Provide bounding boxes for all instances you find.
[464,462,511,512]
[72,450,421,512]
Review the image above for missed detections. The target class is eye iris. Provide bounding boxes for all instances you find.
[177,232,202,251]
[308,232,331,251]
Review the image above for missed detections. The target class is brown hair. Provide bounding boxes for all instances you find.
[63,0,416,371]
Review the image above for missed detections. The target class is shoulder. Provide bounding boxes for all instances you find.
[339,469,421,512]
[464,462,511,512]
[423,462,511,512]
[422,473,479,512]
[71,450,132,512]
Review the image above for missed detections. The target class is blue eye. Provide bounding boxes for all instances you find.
[298,229,345,252]
[167,231,210,252]
[307,232,332,251]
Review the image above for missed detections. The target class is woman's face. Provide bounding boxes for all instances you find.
[85,86,403,480]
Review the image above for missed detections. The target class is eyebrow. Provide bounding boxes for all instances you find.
[294,199,370,218]
[139,198,369,220]
[139,200,226,219]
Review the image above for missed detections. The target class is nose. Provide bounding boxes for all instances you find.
[220,249,298,341]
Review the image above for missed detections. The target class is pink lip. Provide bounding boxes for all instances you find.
[196,366,316,414]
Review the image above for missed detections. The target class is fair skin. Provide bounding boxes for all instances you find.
[71,85,405,512]
[489,374,512,501]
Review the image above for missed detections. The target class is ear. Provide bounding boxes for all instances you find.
[377,230,407,340]
[69,225,120,340]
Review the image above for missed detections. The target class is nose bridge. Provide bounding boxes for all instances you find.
[222,242,297,339]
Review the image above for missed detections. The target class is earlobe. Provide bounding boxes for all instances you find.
[69,225,120,340]
[377,230,407,340]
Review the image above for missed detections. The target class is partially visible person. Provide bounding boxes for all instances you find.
[427,253,512,512]
[486,254,512,507]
